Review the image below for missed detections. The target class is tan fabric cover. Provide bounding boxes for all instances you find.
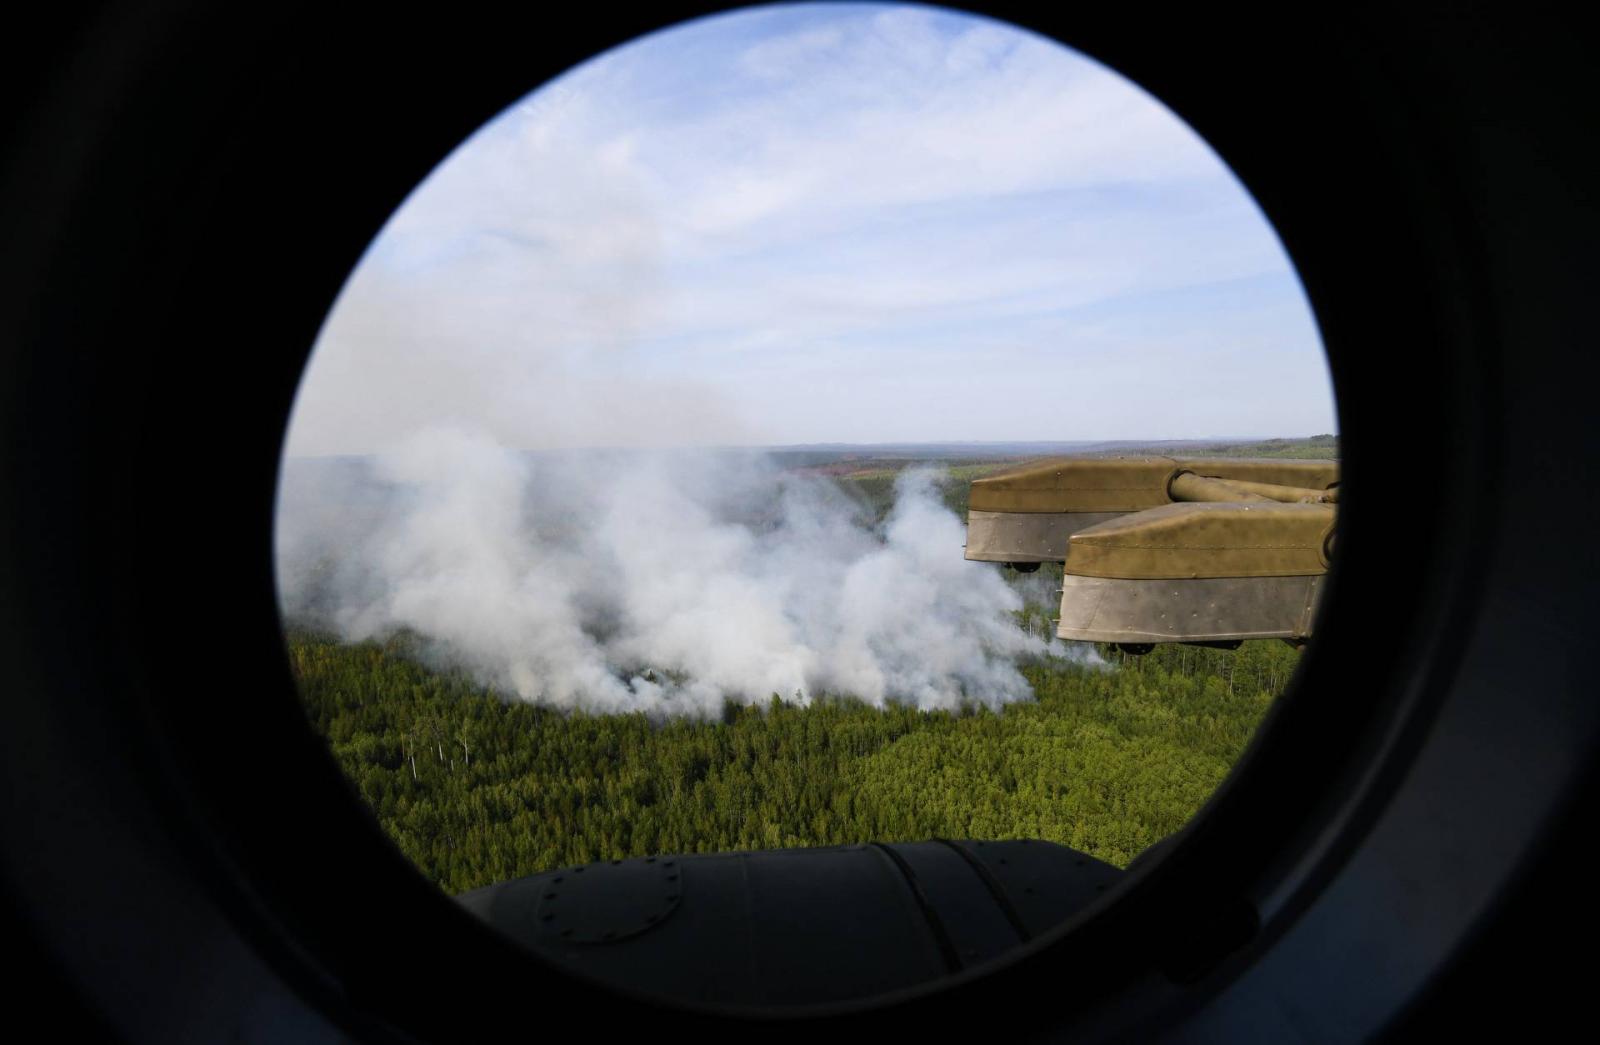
[1064,501,1335,579]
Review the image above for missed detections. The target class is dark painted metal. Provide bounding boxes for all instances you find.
[891,842,1026,967]
[933,838,1035,944]
[455,841,1118,1008]
[869,844,964,975]
[2,3,1594,1041]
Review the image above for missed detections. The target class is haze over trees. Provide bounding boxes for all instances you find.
[292,624,1291,895]
[284,440,1322,895]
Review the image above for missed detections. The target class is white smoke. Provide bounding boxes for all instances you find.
[1007,566,1065,612]
[275,427,1098,717]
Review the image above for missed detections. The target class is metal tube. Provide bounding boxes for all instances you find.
[1166,471,1272,503]
[1169,471,1333,503]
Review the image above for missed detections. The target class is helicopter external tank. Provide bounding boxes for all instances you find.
[1055,500,1334,645]
[963,456,1338,646]
[963,455,1338,566]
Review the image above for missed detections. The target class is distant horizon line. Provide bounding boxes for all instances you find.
[284,433,1338,462]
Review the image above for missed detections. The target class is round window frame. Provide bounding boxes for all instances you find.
[3,3,1589,1040]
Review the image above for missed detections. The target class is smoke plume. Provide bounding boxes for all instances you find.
[275,427,1095,717]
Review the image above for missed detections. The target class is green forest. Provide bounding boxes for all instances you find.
[291,621,1296,895]
[290,439,1325,895]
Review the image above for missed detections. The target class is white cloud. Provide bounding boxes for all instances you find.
[284,2,1330,458]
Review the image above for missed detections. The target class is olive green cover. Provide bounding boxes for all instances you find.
[1166,472,1274,503]
[1170,473,1335,503]
[1063,501,1336,580]
[969,456,1338,514]
[1173,457,1339,491]
[969,457,1179,513]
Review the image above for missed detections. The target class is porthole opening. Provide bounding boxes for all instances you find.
[271,1,1337,1009]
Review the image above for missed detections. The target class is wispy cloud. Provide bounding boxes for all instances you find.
[286,3,1332,457]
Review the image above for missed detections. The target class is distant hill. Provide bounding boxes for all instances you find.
[1106,434,1339,460]
[764,435,1338,466]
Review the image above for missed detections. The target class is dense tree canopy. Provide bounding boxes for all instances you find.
[290,443,1321,895]
[292,628,1293,895]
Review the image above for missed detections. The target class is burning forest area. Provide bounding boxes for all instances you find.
[276,431,1309,892]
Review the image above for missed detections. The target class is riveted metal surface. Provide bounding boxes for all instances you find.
[742,844,947,1004]
[881,841,1026,967]
[457,858,683,947]
[964,458,1340,575]
[1055,574,1325,642]
[954,840,1124,940]
[963,510,1124,563]
[537,859,683,945]
[456,840,1121,1008]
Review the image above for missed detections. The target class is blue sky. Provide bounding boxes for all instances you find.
[285,2,1335,457]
